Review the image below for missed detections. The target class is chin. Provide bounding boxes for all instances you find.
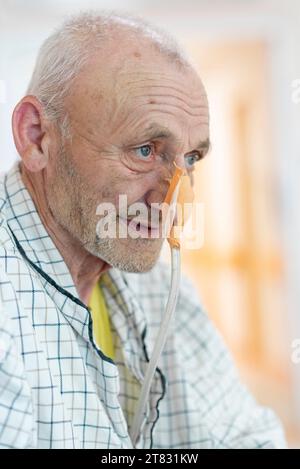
[87,237,162,273]
[109,250,160,273]
[119,259,158,273]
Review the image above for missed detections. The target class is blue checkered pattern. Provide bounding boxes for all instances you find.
[0,162,286,448]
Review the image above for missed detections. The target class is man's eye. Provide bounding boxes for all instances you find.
[185,153,200,169]
[135,144,154,160]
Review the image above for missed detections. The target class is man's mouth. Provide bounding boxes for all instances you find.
[118,216,161,238]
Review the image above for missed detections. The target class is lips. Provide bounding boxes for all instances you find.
[118,216,161,237]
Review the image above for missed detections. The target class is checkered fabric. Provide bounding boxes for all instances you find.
[0,162,286,448]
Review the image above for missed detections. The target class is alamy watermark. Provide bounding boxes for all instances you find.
[95,195,205,250]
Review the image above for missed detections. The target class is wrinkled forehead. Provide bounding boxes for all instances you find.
[65,49,209,145]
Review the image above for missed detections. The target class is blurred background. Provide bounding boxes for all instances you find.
[1,0,300,448]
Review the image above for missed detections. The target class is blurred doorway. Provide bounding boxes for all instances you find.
[179,40,296,444]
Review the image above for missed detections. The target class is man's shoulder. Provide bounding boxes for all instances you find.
[0,173,10,246]
[0,170,26,285]
[0,172,15,254]
[0,171,7,220]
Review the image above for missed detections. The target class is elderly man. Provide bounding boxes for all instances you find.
[0,12,285,449]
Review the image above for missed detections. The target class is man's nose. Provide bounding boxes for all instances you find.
[145,186,167,207]
[174,154,186,170]
[145,155,185,208]
[144,169,171,210]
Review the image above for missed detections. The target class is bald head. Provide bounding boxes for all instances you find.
[27,11,192,130]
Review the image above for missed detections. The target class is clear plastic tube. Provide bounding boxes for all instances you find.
[130,245,181,447]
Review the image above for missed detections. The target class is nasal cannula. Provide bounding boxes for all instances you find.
[130,164,195,447]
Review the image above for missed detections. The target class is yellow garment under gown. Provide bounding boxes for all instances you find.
[88,281,115,360]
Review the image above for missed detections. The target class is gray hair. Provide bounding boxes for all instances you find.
[27,11,191,134]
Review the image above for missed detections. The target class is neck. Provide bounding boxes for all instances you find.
[20,164,110,305]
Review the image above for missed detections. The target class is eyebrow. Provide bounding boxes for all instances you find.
[140,123,211,155]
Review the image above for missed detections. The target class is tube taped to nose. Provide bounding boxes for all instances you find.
[163,164,195,249]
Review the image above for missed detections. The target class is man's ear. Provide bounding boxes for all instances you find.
[12,95,51,172]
